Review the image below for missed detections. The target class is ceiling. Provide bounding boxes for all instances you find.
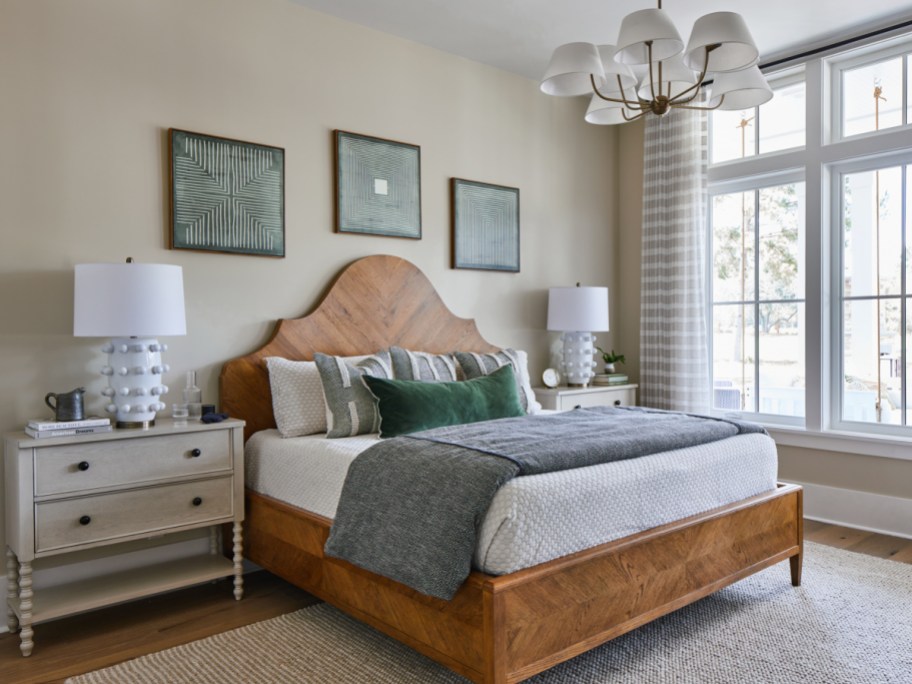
[289,0,912,80]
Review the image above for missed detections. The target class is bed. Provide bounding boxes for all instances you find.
[219,254,803,684]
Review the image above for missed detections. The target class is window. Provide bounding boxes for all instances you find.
[708,35,912,444]
[710,74,805,164]
[839,162,912,425]
[709,71,807,421]
[711,182,806,417]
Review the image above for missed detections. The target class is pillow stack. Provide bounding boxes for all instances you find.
[265,346,539,439]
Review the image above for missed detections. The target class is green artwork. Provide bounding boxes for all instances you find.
[170,129,285,257]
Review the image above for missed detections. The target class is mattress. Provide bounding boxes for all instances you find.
[245,428,778,575]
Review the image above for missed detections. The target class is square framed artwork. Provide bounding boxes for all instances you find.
[170,129,285,257]
[451,178,520,272]
[334,130,421,239]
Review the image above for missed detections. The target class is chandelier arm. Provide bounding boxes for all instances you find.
[622,108,650,122]
[590,73,642,108]
[668,45,717,105]
[674,95,725,111]
[647,42,658,102]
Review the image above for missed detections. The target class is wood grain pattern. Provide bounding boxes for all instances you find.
[2,523,908,684]
[220,255,495,440]
[220,254,804,683]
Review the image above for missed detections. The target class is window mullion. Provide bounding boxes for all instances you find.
[754,189,762,413]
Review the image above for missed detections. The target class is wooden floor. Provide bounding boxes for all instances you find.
[1,521,910,684]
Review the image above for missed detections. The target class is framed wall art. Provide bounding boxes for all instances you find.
[451,178,520,272]
[334,130,421,239]
[170,129,285,257]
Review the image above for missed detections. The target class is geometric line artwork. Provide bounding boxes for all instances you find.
[170,129,285,257]
[451,178,520,272]
[335,130,421,239]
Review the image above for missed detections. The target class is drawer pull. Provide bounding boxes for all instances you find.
[190,448,202,458]
[77,461,90,471]
[614,400,622,406]
[79,515,91,526]
[192,497,203,506]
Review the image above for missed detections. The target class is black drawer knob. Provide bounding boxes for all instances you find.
[79,515,91,526]
[77,461,90,471]
[192,497,203,506]
[190,448,202,458]
[574,404,582,409]
[614,400,622,406]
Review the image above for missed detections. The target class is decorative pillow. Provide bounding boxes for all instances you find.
[264,357,328,437]
[363,365,524,438]
[314,352,393,438]
[455,349,541,414]
[390,347,462,382]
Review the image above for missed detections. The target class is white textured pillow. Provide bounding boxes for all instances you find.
[265,357,328,438]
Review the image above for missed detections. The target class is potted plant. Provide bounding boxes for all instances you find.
[596,347,625,374]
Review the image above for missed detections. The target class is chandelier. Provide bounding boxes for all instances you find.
[540,1,773,125]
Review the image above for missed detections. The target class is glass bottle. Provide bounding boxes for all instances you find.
[183,370,203,419]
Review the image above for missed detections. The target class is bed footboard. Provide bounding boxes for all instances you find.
[245,483,802,684]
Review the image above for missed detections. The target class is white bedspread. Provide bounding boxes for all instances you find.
[245,428,778,575]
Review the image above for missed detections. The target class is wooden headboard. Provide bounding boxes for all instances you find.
[219,254,498,440]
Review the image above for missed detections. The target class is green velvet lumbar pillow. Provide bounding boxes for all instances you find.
[361,364,525,438]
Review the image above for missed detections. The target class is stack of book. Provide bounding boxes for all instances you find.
[25,417,112,439]
[592,373,629,386]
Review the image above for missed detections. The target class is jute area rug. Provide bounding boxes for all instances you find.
[68,542,912,684]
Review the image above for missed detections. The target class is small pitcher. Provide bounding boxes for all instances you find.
[45,387,86,422]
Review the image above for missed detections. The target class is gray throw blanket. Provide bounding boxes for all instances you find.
[324,406,766,600]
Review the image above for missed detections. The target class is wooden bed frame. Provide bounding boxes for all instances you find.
[220,254,803,684]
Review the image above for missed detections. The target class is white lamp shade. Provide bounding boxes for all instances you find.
[708,66,773,110]
[683,12,759,74]
[596,45,637,93]
[636,55,697,100]
[547,286,609,332]
[585,94,629,125]
[615,9,683,65]
[540,42,606,96]
[74,263,187,337]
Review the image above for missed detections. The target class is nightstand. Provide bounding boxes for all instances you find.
[534,384,638,411]
[4,417,245,657]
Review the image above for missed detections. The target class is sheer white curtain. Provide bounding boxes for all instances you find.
[639,104,711,412]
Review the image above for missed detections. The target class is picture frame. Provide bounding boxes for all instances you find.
[451,178,520,272]
[170,129,285,257]
[334,130,421,239]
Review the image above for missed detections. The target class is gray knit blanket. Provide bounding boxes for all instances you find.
[323,406,766,600]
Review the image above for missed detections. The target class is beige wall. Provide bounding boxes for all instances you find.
[0,0,617,558]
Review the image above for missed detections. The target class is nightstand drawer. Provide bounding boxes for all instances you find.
[557,388,636,410]
[35,476,234,553]
[34,431,231,496]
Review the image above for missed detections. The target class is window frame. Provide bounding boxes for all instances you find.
[708,171,807,426]
[706,33,912,458]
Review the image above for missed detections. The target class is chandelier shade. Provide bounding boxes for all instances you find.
[597,45,638,93]
[683,12,759,73]
[585,94,628,125]
[540,42,606,97]
[708,65,773,110]
[615,9,683,65]
[540,1,772,125]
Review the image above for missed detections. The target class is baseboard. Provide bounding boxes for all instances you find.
[785,479,912,540]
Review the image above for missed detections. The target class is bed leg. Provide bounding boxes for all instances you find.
[790,551,802,586]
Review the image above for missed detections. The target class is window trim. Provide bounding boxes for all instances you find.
[830,39,911,142]
[828,150,912,434]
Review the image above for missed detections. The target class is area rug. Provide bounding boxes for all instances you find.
[67,542,912,683]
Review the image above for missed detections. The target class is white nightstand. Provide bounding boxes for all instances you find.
[534,384,638,411]
[4,417,245,657]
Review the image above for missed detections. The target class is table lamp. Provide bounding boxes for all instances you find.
[74,259,187,428]
[547,285,609,387]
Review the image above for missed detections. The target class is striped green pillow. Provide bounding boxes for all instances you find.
[314,352,393,438]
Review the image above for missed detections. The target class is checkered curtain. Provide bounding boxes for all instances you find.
[638,102,711,412]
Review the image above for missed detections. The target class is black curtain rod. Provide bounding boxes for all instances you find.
[760,17,912,70]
